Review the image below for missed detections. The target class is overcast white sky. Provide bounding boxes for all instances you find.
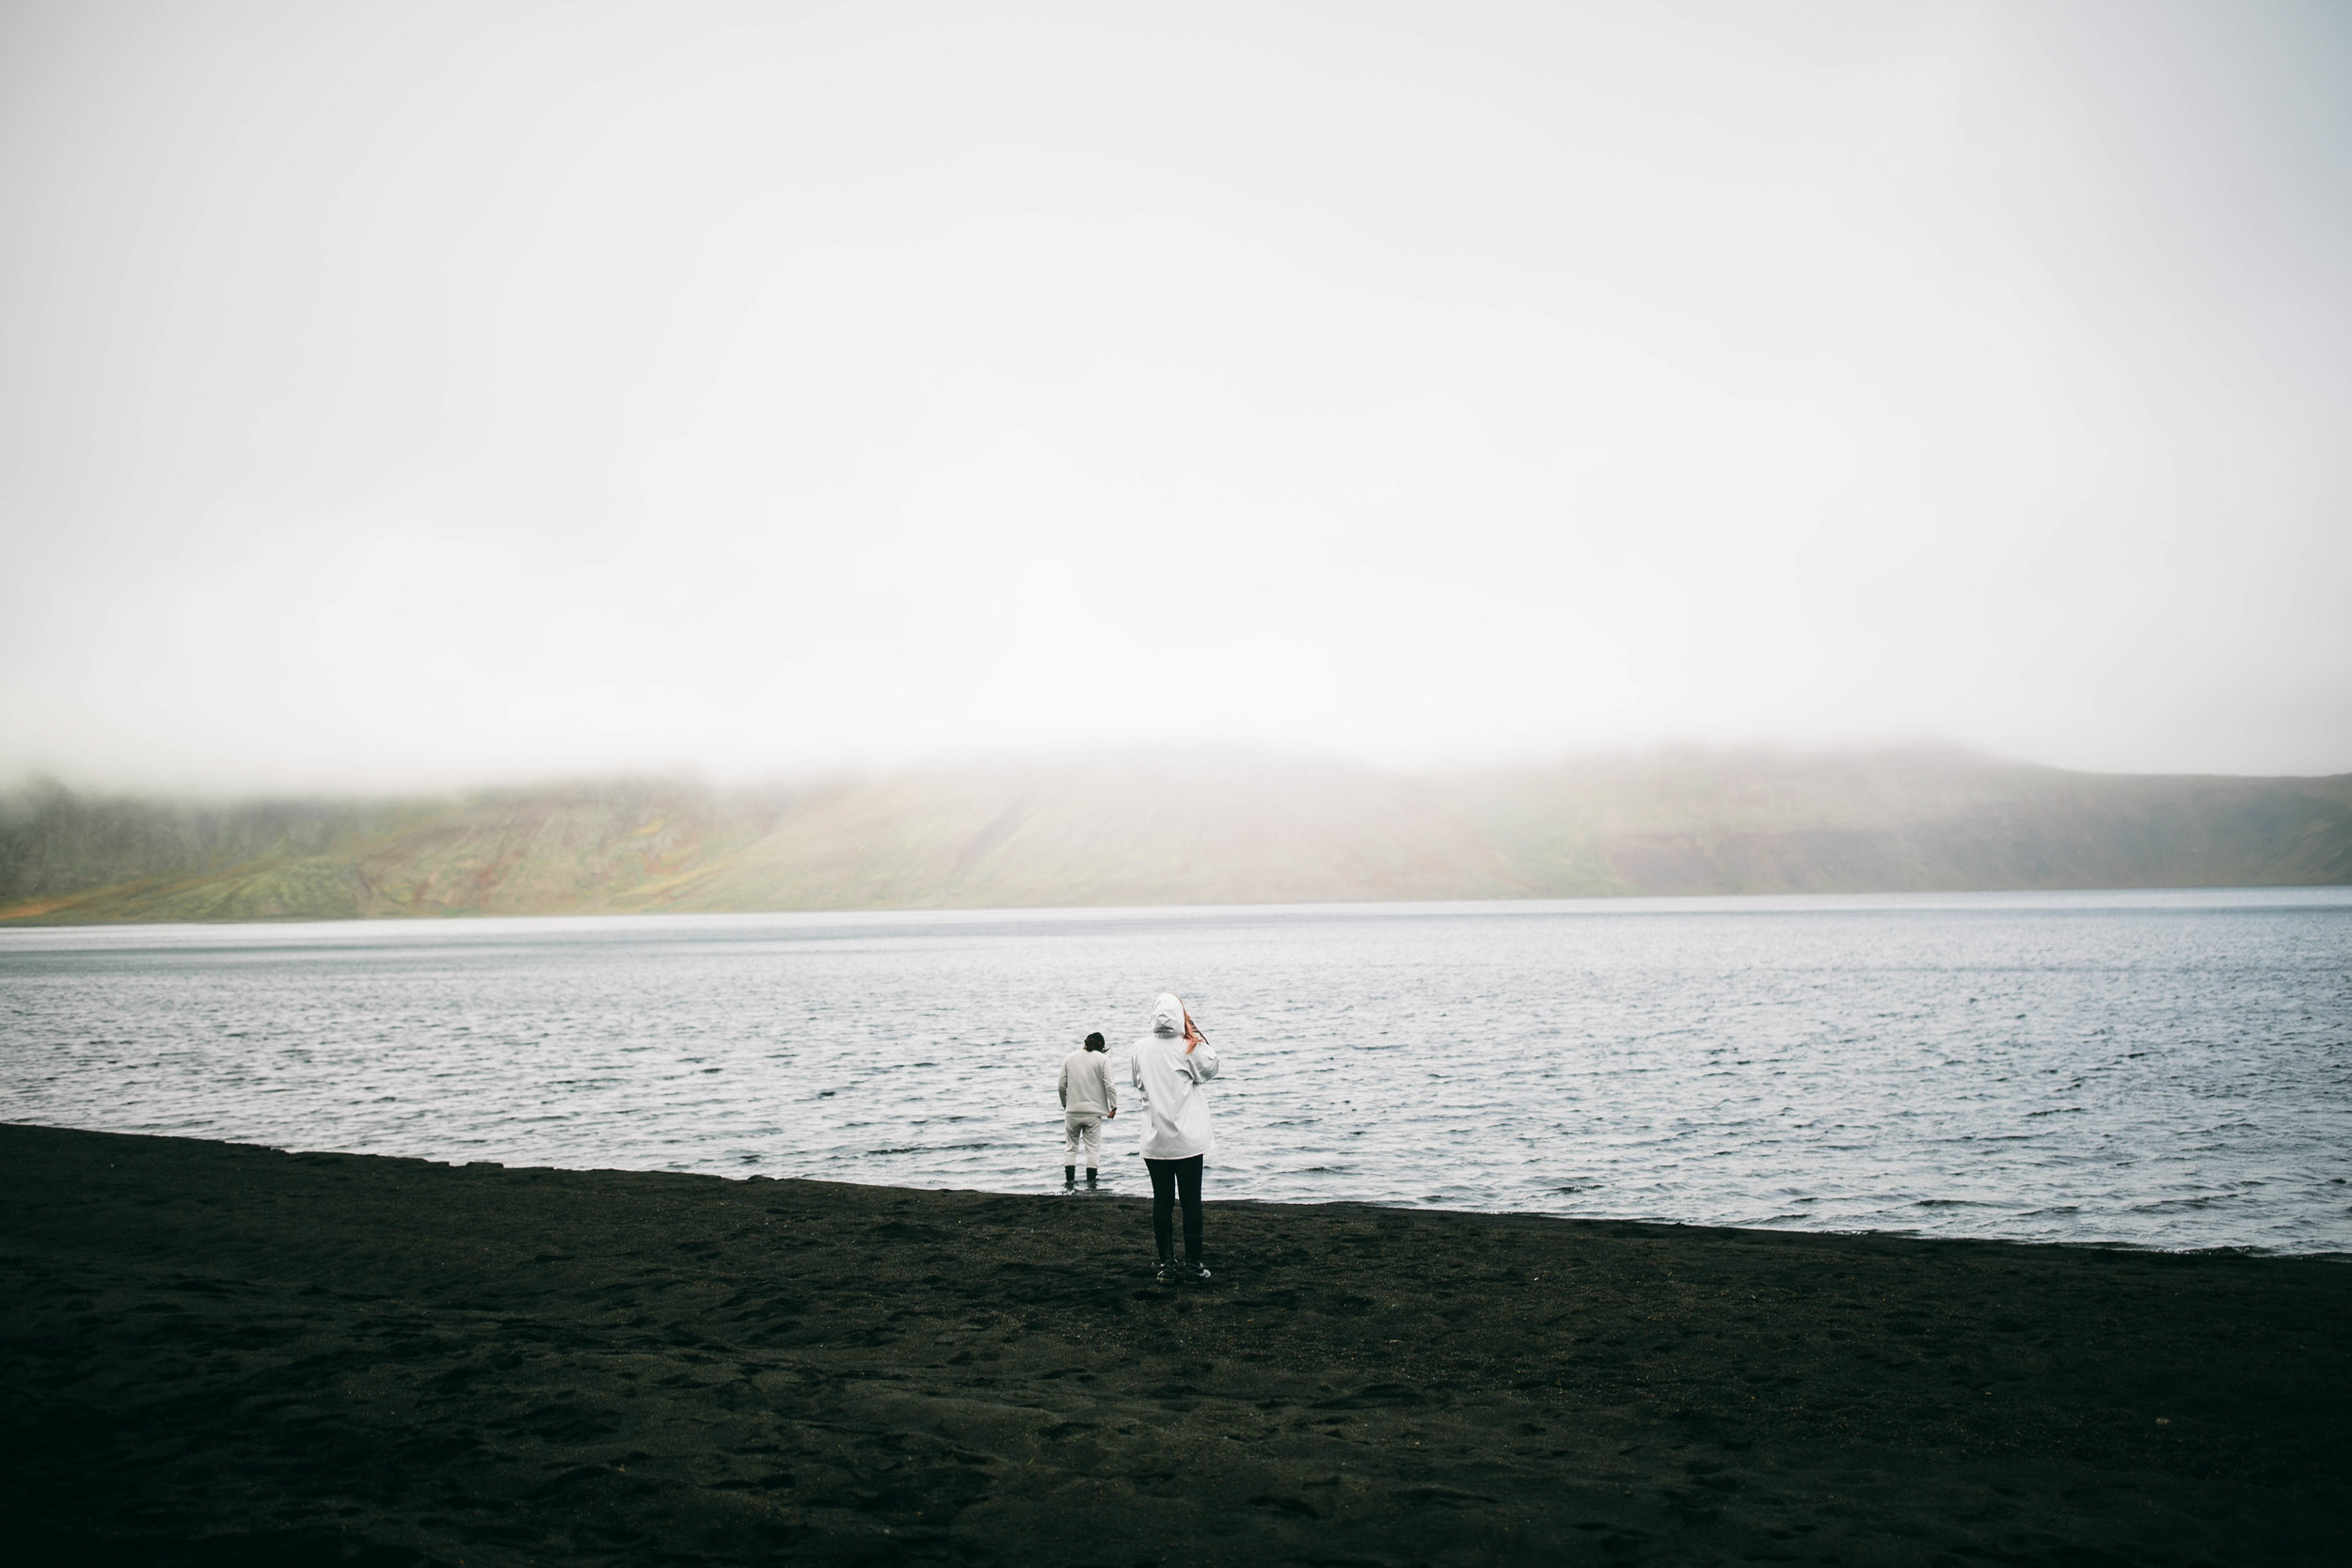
[3,0,2347,791]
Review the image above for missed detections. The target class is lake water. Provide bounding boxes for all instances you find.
[4,890,2348,1254]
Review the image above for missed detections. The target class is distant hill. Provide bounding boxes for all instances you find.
[4,749,2349,924]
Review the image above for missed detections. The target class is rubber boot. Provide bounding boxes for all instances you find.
[1085,1168,1098,1184]
[1063,1165,1075,1185]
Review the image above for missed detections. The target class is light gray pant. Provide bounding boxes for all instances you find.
[1063,1112,1102,1169]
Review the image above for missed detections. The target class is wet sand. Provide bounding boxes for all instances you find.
[2,1124,2344,1566]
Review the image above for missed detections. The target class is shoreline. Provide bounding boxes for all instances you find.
[4,1122,2345,1564]
[10,1114,2346,1263]
[9,881,2352,928]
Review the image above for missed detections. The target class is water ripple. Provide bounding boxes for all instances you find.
[2,889,2348,1252]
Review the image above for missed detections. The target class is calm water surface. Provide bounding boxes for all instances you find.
[4,890,2348,1253]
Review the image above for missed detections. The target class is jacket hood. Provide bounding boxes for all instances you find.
[1151,993,1184,1037]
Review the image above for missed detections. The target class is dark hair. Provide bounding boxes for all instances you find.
[1084,1032,1106,1052]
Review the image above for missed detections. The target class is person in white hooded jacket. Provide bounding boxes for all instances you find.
[1130,992,1221,1283]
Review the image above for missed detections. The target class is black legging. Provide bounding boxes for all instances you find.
[1145,1154,1204,1263]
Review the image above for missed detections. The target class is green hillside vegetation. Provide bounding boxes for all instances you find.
[4,749,2349,924]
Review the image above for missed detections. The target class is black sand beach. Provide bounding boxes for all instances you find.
[3,1125,2344,1566]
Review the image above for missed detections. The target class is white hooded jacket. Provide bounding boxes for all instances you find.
[1129,992,1220,1160]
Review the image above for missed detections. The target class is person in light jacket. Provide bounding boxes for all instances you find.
[1057,1031,1117,1186]
[1130,992,1220,1283]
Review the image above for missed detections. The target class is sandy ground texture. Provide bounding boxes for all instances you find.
[2,1124,2344,1567]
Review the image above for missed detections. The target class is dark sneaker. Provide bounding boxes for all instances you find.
[1153,1259,1182,1284]
[1184,1261,1213,1283]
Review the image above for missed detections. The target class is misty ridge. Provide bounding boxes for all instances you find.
[5,746,2348,925]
